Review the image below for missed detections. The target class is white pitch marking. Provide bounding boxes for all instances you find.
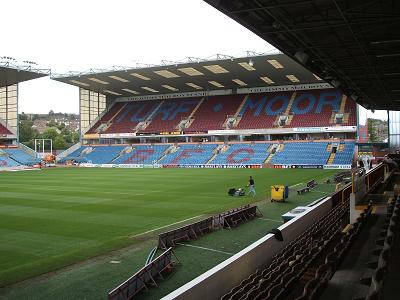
[176,243,234,256]
[289,182,303,188]
[258,217,282,223]
[129,215,203,238]
[110,260,121,264]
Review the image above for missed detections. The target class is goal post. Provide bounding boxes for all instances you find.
[34,139,53,159]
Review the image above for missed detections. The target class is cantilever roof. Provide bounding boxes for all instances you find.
[51,53,326,97]
[0,61,50,88]
[204,0,400,110]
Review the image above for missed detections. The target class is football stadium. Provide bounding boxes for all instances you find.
[0,1,399,300]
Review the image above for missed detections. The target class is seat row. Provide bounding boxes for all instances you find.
[61,142,355,166]
[295,202,373,300]
[85,89,357,134]
[363,198,400,300]
[220,199,350,300]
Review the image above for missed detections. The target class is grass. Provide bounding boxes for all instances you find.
[0,167,337,299]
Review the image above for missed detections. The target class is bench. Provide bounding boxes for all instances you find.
[297,187,310,195]
[307,180,318,189]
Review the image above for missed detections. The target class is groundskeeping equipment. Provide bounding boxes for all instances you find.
[271,185,289,202]
[228,188,245,197]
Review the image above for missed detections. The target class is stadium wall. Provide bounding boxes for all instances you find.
[162,196,332,300]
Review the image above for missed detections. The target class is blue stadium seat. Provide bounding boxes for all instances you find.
[0,156,21,167]
[211,143,270,165]
[333,142,355,165]
[160,144,218,165]
[3,148,40,165]
[270,142,330,165]
[114,145,169,164]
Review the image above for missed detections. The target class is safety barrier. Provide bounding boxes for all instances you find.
[158,217,214,249]
[108,247,174,300]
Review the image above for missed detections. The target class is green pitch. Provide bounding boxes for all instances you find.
[0,167,335,288]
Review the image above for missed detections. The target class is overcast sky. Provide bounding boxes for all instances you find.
[2,0,387,120]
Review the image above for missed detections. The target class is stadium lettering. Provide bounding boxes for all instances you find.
[125,149,154,163]
[116,103,134,123]
[291,94,316,114]
[265,95,289,115]
[240,97,266,117]
[171,149,204,164]
[239,91,342,116]
[227,148,254,164]
[156,102,177,121]
[316,91,341,113]
[130,103,154,122]
[169,100,198,120]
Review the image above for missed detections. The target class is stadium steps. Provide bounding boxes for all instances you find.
[109,146,133,163]
[265,153,274,163]
[186,97,204,120]
[234,95,248,118]
[100,103,129,131]
[265,144,279,163]
[339,95,347,113]
[154,145,176,164]
[327,152,336,164]
[286,114,294,125]
[141,100,165,130]
[228,95,248,128]
[284,91,297,115]
[91,103,128,133]
[176,98,204,130]
[329,112,336,124]
[206,145,224,164]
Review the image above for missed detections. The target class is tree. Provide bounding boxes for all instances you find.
[49,110,54,115]
[19,113,28,120]
[58,123,66,131]
[71,132,80,143]
[48,120,57,128]
[53,135,67,150]
[19,120,37,142]
[42,127,59,141]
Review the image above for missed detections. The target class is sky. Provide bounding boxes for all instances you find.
[1,0,388,121]
[2,0,273,114]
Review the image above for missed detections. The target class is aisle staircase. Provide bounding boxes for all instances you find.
[327,152,336,164]
[224,95,248,128]
[206,145,224,164]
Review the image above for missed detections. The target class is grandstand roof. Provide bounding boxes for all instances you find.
[51,53,325,97]
[0,60,50,88]
[204,0,400,110]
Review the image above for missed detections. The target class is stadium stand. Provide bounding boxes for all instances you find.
[105,101,161,134]
[211,143,270,165]
[2,148,40,166]
[0,155,20,167]
[288,90,348,128]
[235,92,288,129]
[143,99,199,133]
[82,89,357,136]
[187,95,244,132]
[160,143,218,165]
[61,141,355,166]
[0,122,12,135]
[113,144,169,164]
[332,142,355,165]
[63,145,125,164]
[86,102,127,134]
[270,142,331,165]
